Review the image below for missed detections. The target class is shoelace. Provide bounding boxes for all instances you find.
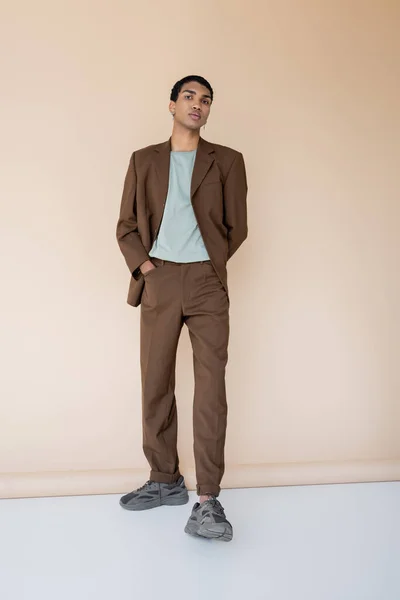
[137,480,153,492]
[203,497,225,516]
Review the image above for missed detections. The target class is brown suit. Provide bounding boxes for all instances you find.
[117,137,248,307]
[117,136,248,496]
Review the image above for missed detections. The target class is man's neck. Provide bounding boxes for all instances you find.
[170,123,200,152]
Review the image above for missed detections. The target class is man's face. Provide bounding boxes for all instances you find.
[170,81,212,130]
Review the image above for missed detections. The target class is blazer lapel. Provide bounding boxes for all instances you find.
[191,137,215,198]
[153,139,172,208]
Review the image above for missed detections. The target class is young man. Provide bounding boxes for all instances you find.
[116,75,247,542]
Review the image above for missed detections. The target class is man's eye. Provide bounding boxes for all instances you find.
[202,100,209,105]
[185,95,192,100]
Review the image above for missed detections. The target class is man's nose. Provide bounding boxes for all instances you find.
[192,103,201,111]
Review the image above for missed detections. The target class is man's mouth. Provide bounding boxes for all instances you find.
[189,113,201,120]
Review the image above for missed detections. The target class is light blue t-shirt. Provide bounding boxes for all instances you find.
[149,150,210,262]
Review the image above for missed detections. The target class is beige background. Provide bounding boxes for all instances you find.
[1,0,399,498]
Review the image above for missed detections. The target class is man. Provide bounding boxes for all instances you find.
[116,75,247,542]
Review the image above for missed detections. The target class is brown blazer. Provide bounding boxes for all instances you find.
[116,136,248,307]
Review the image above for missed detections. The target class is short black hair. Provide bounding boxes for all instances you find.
[170,75,214,103]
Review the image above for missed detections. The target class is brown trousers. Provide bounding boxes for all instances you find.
[140,257,230,497]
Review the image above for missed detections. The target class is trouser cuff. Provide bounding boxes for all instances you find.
[150,469,181,484]
[197,484,220,497]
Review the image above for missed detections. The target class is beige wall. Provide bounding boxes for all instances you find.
[1,0,399,498]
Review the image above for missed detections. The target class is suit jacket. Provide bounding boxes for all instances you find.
[116,136,248,307]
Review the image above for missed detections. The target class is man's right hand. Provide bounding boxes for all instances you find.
[140,260,156,275]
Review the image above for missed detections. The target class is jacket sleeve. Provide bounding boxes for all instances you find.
[223,152,248,260]
[116,153,150,277]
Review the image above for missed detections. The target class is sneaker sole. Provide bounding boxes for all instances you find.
[184,521,233,542]
[184,521,202,537]
[120,492,189,511]
[198,523,233,542]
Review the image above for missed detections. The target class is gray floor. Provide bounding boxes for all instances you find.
[0,482,399,600]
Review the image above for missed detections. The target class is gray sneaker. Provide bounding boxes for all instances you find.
[120,476,189,511]
[184,497,233,542]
